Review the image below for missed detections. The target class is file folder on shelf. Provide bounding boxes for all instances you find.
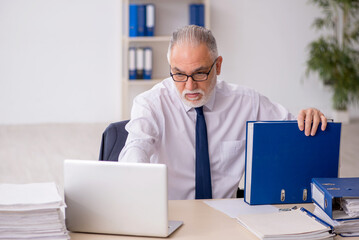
[189,4,198,26]
[145,4,155,36]
[143,47,152,80]
[189,4,205,27]
[136,47,144,79]
[129,47,136,79]
[312,177,359,220]
[244,121,341,205]
[197,4,205,27]
[129,4,138,37]
[137,5,146,37]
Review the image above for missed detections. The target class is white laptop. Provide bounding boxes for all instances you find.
[64,159,183,237]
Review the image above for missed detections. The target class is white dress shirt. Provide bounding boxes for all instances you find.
[119,78,295,200]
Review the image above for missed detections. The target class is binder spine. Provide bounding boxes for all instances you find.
[137,5,146,37]
[129,47,136,80]
[311,181,325,209]
[312,179,335,219]
[143,47,152,80]
[189,4,198,26]
[145,4,155,36]
[189,4,205,27]
[136,47,144,79]
[197,4,205,27]
[129,4,138,37]
[244,122,254,204]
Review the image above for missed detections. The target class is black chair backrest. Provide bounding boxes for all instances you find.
[99,120,130,161]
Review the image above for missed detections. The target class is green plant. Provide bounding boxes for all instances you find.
[306,0,359,110]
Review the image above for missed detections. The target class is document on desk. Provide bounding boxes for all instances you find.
[236,208,334,240]
[203,199,277,218]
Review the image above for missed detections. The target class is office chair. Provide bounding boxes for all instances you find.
[99,120,130,161]
[98,119,244,197]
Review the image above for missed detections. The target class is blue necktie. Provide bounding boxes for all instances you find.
[195,106,212,199]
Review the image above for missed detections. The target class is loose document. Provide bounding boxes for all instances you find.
[236,209,334,240]
[204,199,333,240]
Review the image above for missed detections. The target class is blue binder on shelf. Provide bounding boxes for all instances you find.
[143,47,152,80]
[197,4,204,27]
[189,4,198,26]
[145,4,155,36]
[244,121,341,205]
[129,47,136,80]
[189,4,205,27]
[129,4,138,37]
[312,177,359,220]
[136,47,144,79]
[137,4,146,37]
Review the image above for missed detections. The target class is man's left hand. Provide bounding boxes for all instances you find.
[297,108,327,136]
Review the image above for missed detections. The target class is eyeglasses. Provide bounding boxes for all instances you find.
[170,58,218,82]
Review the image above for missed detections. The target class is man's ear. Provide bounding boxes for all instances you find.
[216,56,223,75]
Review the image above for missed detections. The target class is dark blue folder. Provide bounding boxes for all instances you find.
[189,4,198,26]
[197,4,205,27]
[137,4,146,37]
[244,121,341,205]
[189,3,205,27]
[189,4,204,27]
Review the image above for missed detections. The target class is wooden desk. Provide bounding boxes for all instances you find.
[70,200,359,240]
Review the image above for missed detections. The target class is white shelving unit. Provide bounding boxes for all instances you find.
[121,0,210,119]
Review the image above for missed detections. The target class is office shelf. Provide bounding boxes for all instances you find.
[121,0,210,119]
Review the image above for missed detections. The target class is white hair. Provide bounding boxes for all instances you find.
[167,25,218,63]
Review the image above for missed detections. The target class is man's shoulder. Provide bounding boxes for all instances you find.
[136,78,174,99]
[216,80,260,98]
[133,78,177,109]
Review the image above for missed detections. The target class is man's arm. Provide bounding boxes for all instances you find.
[118,96,160,163]
[297,108,327,136]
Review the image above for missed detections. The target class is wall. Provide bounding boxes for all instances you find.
[0,0,121,124]
[1,0,357,124]
[211,0,359,118]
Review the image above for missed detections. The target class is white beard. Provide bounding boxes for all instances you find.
[178,79,216,108]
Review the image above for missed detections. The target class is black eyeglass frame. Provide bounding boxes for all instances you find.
[170,57,218,82]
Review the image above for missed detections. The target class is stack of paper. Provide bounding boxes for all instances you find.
[0,182,69,240]
[236,208,334,240]
[342,198,359,218]
[314,204,359,237]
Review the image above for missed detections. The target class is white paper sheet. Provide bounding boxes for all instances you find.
[204,198,278,218]
[236,209,332,240]
[0,182,64,211]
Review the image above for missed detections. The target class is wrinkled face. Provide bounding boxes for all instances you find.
[170,43,222,108]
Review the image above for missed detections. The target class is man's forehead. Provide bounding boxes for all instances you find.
[172,42,209,52]
[170,43,212,64]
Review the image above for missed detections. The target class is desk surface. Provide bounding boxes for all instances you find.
[70,200,359,240]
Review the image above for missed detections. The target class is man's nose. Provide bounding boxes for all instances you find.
[185,76,197,91]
